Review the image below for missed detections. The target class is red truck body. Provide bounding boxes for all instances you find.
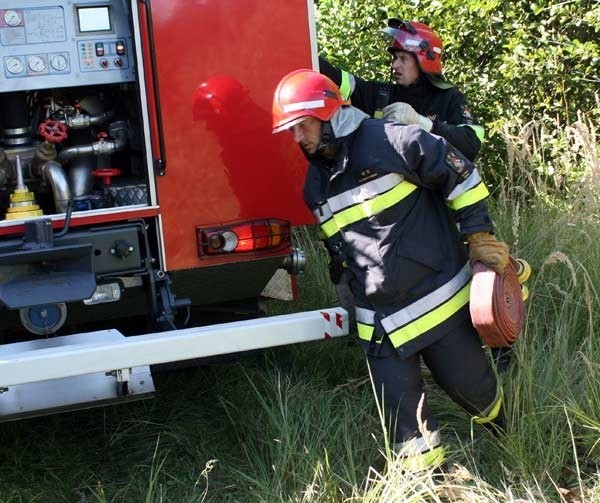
[0,0,347,420]
[147,0,314,270]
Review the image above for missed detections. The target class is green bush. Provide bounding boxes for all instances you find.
[316,0,600,186]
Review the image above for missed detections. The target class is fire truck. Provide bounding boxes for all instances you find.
[0,0,347,420]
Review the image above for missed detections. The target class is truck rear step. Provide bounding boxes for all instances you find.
[0,308,347,420]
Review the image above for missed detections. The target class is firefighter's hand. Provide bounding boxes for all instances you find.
[381,102,433,131]
[467,232,510,274]
[328,257,347,284]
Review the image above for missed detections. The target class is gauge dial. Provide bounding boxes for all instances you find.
[6,57,23,74]
[3,10,22,27]
[50,54,68,71]
[27,55,46,73]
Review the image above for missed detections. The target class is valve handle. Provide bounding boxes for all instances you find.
[38,120,68,143]
[92,168,122,186]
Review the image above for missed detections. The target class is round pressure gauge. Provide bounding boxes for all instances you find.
[50,54,68,71]
[3,10,22,27]
[5,57,23,74]
[27,55,46,73]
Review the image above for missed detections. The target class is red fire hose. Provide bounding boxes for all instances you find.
[470,258,527,348]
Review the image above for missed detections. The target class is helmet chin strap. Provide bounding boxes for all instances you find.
[317,121,334,154]
[300,121,337,161]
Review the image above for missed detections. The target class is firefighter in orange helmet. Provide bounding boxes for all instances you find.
[272,69,508,472]
[319,19,484,162]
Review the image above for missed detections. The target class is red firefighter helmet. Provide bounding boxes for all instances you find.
[272,69,349,134]
[384,20,443,75]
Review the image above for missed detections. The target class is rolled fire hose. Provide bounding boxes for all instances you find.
[470,257,529,348]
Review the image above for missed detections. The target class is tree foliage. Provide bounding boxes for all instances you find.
[316,0,600,183]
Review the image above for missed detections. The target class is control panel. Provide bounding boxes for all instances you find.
[0,0,135,92]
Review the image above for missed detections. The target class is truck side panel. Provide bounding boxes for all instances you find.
[148,0,316,271]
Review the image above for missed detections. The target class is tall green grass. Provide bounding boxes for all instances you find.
[0,110,599,501]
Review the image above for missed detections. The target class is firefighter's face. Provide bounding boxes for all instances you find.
[391,50,420,86]
[291,116,322,155]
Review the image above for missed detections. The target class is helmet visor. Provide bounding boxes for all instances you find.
[382,26,400,47]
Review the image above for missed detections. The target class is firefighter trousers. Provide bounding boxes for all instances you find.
[362,318,501,468]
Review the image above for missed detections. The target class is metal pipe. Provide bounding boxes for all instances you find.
[15,155,25,189]
[281,247,306,275]
[69,158,93,198]
[57,144,94,165]
[66,110,114,129]
[58,122,128,165]
[89,110,114,126]
[41,161,71,213]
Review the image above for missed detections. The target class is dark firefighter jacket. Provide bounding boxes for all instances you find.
[319,56,483,162]
[304,114,492,358]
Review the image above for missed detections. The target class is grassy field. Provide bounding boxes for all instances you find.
[1,116,599,502]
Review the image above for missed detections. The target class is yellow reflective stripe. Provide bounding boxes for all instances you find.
[329,173,403,212]
[382,262,471,331]
[473,388,503,424]
[397,445,446,472]
[340,70,351,100]
[458,123,485,142]
[447,182,489,211]
[388,282,471,348]
[320,219,339,238]
[357,322,375,342]
[469,124,485,142]
[332,181,418,231]
[447,171,481,201]
[319,174,407,237]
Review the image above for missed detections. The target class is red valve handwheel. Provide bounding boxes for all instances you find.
[38,120,68,143]
[92,168,122,185]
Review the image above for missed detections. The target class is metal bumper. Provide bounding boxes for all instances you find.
[0,307,348,420]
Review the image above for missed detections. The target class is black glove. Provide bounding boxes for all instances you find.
[328,257,346,284]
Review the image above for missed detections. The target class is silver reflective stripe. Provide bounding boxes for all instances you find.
[355,307,375,325]
[348,74,356,95]
[381,262,472,333]
[402,39,421,48]
[394,431,442,456]
[313,203,333,224]
[328,173,404,213]
[447,169,482,202]
[282,100,325,112]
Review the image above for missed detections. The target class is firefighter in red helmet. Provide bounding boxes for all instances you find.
[319,19,484,162]
[385,20,445,81]
[272,69,508,472]
[320,19,486,337]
